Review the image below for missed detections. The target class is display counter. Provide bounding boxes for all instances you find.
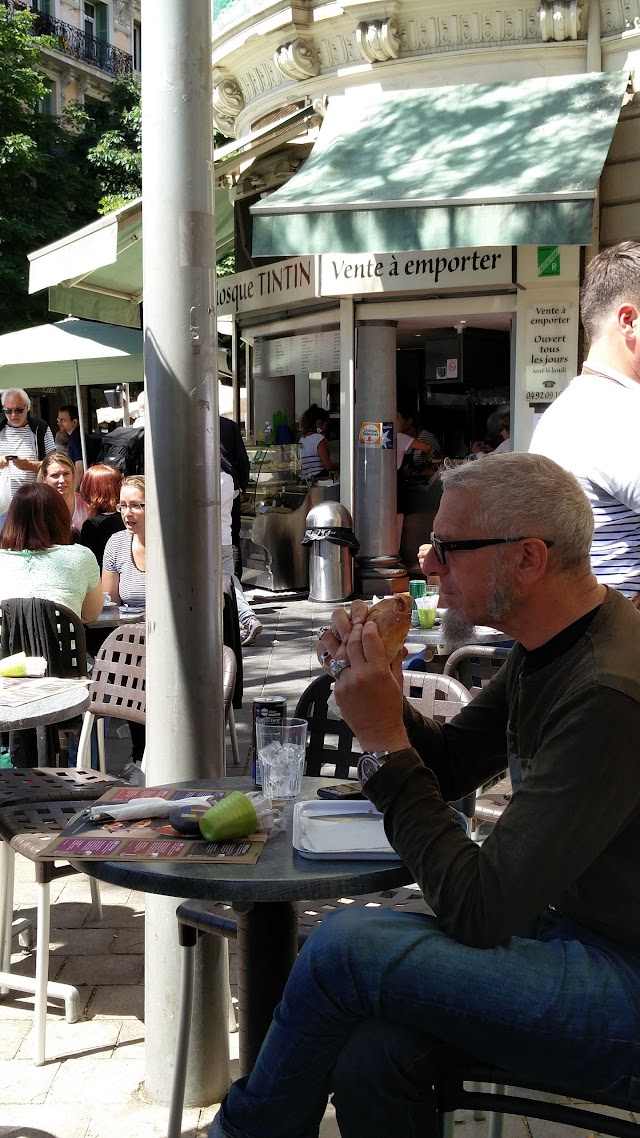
[240,444,339,591]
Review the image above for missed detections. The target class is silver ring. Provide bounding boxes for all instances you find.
[329,658,350,679]
[317,627,330,640]
[320,649,330,664]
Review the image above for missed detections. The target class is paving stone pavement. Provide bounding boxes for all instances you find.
[0,591,632,1137]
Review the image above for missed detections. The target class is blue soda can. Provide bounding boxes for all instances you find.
[251,695,287,786]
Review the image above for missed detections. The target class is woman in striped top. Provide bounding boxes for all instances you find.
[298,405,336,482]
[102,475,146,609]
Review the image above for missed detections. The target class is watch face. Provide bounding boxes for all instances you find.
[358,754,381,785]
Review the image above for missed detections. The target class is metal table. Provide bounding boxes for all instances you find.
[0,680,91,765]
[86,606,145,631]
[405,622,512,669]
[73,775,411,1072]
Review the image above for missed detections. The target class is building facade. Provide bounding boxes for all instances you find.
[210,1,640,590]
[7,0,139,113]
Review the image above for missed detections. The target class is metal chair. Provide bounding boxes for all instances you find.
[437,1060,640,1138]
[76,623,146,773]
[223,645,241,766]
[443,646,513,832]
[0,598,88,765]
[0,774,124,1065]
[443,644,511,697]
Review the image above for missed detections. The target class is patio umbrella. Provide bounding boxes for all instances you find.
[0,317,143,470]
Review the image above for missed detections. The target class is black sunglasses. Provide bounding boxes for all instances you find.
[429,532,554,566]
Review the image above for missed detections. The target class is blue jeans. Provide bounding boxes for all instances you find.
[211,907,640,1138]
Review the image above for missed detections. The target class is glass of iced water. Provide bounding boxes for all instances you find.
[256,717,308,800]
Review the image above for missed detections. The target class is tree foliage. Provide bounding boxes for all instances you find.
[0,10,234,334]
[0,7,102,331]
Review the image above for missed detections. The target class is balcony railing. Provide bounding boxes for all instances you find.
[4,1,133,76]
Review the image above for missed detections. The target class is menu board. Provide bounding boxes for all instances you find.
[254,331,340,378]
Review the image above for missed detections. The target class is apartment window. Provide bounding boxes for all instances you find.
[132,18,141,71]
[84,1,96,37]
[84,1,108,41]
[38,79,56,115]
[31,1,52,12]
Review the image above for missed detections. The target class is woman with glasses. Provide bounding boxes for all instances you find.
[102,475,146,609]
[37,451,89,535]
[101,475,146,778]
[78,464,124,570]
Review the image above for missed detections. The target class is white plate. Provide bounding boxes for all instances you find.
[292,799,401,860]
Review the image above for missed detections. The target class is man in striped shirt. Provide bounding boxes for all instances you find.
[0,388,56,495]
[530,241,640,605]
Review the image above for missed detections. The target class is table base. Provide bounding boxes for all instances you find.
[234,900,299,1074]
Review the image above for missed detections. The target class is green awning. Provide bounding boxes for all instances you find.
[251,71,628,256]
[28,192,234,329]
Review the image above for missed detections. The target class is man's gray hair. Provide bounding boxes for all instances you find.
[1,388,31,412]
[440,453,594,572]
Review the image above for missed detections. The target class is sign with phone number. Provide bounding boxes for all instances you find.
[525,390,559,402]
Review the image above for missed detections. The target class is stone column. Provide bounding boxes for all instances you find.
[354,321,409,595]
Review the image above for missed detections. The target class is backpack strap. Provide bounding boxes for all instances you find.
[26,416,48,460]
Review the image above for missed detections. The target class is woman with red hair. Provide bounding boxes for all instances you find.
[78,463,124,569]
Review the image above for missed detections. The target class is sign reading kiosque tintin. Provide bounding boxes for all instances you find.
[215,248,513,315]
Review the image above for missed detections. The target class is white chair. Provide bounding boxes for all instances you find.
[77,624,146,773]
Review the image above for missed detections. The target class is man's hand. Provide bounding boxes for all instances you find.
[631,593,640,610]
[0,456,8,469]
[316,600,368,670]
[417,544,433,576]
[333,622,410,753]
[11,456,37,472]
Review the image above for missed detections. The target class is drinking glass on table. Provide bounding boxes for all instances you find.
[415,586,439,629]
[256,717,308,800]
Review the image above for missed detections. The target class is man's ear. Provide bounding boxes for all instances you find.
[514,538,549,585]
[618,302,639,338]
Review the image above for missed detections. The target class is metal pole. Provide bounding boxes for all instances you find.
[232,318,240,425]
[339,298,355,517]
[141,0,228,1105]
[354,321,409,596]
[73,361,88,472]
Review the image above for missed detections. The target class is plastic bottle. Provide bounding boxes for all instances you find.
[263,422,272,443]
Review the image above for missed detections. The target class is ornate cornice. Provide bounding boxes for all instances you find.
[212,76,246,134]
[539,1,581,41]
[274,37,321,80]
[602,1,640,33]
[356,18,400,62]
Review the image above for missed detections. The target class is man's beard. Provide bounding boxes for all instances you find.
[442,553,519,643]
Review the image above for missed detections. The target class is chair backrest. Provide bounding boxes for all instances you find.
[294,673,360,779]
[89,623,146,725]
[402,670,471,722]
[442,644,511,697]
[222,645,236,724]
[0,597,87,678]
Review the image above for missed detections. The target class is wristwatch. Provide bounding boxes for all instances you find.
[357,750,396,786]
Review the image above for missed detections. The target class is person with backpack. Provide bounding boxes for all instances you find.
[96,412,144,476]
[0,388,55,496]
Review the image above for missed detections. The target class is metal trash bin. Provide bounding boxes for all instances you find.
[302,501,359,602]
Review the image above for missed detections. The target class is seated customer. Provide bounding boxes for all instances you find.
[79,464,124,570]
[102,475,146,775]
[212,453,640,1138]
[0,483,102,622]
[37,450,88,535]
[102,475,145,609]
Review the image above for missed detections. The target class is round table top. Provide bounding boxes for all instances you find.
[405,621,511,656]
[87,606,145,631]
[0,681,90,732]
[72,776,412,903]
